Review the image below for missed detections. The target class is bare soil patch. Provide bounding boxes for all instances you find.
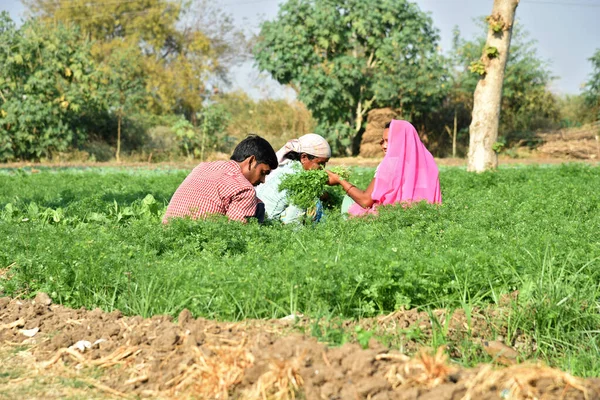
[1,153,598,171]
[1,294,599,399]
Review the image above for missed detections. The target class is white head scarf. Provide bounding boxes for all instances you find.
[275,133,332,165]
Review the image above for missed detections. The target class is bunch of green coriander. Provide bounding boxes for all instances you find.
[278,166,350,209]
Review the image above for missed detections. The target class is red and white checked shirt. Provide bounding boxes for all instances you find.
[162,160,258,223]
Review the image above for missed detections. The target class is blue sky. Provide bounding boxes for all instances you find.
[3,0,599,98]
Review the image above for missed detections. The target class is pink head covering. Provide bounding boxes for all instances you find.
[348,120,441,216]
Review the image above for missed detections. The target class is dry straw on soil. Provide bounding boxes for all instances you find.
[36,339,295,399]
[165,342,255,399]
[463,364,589,400]
[2,296,600,399]
[242,351,305,400]
[381,347,454,389]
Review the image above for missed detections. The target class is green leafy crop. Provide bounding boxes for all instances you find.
[278,166,350,209]
[1,165,600,375]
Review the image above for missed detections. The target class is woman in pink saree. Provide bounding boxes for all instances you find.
[326,119,441,216]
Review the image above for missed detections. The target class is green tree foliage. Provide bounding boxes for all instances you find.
[254,0,449,155]
[0,12,101,161]
[583,49,600,119]
[24,0,245,117]
[171,104,231,160]
[452,22,560,145]
[0,0,247,162]
[198,104,232,160]
[409,27,475,158]
[96,41,147,161]
[556,95,597,128]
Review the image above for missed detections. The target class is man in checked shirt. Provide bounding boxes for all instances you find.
[163,135,278,224]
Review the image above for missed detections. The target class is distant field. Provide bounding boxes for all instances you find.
[1,153,597,171]
[1,164,599,375]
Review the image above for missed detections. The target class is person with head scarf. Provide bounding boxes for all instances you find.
[326,120,441,216]
[256,133,332,224]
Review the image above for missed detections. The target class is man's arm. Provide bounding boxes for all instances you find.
[226,188,259,223]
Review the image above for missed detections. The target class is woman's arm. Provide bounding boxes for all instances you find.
[326,170,376,209]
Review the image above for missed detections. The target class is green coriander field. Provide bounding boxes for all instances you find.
[1,164,599,376]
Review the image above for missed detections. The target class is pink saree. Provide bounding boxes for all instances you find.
[348,120,442,216]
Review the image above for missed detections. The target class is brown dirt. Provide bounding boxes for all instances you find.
[1,151,598,171]
[1,155,595,172]
[1,294,599,399]
[536,122,600,160]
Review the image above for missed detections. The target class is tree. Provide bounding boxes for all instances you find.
[0,12,101,161]
[171,104,230,160]
[24,0,246,118]
[467,0,519,172]
[450,20,559,149]
[96,41,146,162]
[583,49,600,119]
[254,0,448,155]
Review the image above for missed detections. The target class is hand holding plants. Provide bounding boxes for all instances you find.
[325,170,342,186]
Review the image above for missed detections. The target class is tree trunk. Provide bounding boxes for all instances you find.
[352,101,365,156]
[467,0,519,172]
[352,93,376,156]
[453,108,457,158]
[116,113,122,163]
[200,114,207,162]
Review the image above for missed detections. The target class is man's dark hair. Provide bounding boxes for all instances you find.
[230,134,278,169]
[285,151,316,162]
[384,121,392,129]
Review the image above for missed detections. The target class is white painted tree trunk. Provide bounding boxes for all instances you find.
[468,0,519,172]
